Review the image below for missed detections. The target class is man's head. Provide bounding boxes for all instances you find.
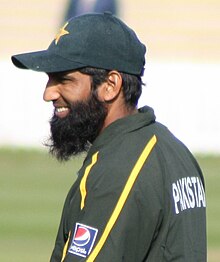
[44,69,108,161]
[11,12,146,160]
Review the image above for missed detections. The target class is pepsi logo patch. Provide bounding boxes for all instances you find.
[68,223,98,258]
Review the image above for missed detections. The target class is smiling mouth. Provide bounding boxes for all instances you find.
[55,107,70,118]
[56,107,69,113]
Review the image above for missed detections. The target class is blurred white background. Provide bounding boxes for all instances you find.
[1,61,219,153]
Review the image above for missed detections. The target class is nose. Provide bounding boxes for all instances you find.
[43,81,60,102]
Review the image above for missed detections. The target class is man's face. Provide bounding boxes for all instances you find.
[44,70,107,161]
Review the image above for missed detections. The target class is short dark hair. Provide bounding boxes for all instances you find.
[79,67,144,108]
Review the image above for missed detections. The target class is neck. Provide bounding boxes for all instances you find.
[101,102,138,132]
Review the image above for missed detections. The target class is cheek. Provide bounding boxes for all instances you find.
[63,86,92,103]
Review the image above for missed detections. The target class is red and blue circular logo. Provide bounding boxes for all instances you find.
[73,226,91,246]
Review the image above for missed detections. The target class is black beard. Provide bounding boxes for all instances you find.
[46,93,107,161]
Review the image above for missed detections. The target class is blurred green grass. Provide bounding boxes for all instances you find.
[0,148,219,261]
[0,148,83,262]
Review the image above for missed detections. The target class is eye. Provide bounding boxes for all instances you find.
[62,76,74,82]
[48,74,69,84]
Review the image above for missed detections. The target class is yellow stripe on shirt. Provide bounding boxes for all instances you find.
[80,152,99,210]
[87,135,157,262]
[61,231,71,262]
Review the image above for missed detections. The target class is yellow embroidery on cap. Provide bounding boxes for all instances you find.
[55,22,69,45]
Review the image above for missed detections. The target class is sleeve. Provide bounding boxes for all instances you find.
[62,135,165,261]
[50,178,81,262]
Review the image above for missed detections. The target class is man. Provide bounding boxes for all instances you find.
[11,12,206,261]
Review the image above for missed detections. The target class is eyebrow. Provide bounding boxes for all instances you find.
[47,72,66,78]
[47,72,78,82]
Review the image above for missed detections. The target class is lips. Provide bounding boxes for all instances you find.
[55,106,70,118]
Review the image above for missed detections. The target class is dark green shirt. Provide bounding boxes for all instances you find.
[50,106,206,262]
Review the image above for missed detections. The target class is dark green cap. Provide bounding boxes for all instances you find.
[11,12,146,75]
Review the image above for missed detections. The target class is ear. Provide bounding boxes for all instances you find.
[98,71,122,102]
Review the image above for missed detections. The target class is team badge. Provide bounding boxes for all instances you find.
[68,223,98,258]
[54,22,69,45]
